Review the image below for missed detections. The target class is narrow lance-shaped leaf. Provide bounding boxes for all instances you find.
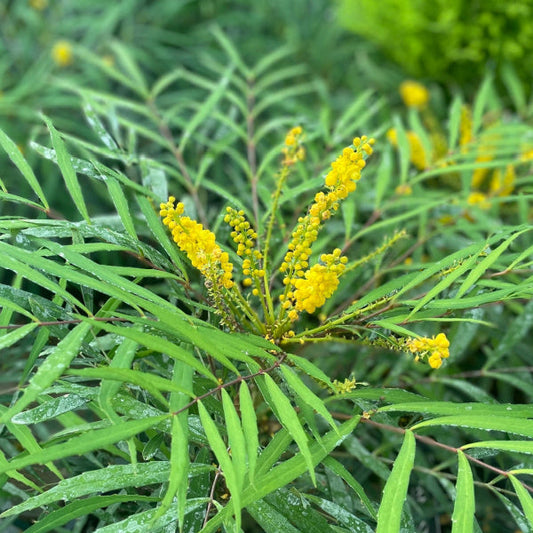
[197,399,242,531]
[0,127,49,208]
[509,475,533,528]
[376,430,416,533]
[280,364,337,433]
[154,360,193,528]
[99,336,139,421]
[24,494,158,533]
[239,381,259,484]
[0,322,38,351]
[451,451,475,533]
[0,415,168,474]
[41,114,90,222]
[456,230,528,299]
[262,373,316,486]
[411,415,533,439]
[221,388,247,491]
[105,176,138,241]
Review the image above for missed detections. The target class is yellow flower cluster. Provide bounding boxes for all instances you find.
[160,198,234,289]
[387,128,428,170]
[292,249,347,315]
[406,333,450,369]
[282,126,305,166]
[51,40,73,67]
[280,137,372,288]
[399,81,429,109]
[224,207,263,288]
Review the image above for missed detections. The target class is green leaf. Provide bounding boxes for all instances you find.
[11,394,89,425]
[285,353,334,389]
[411,415,533,438]
[509,475,533,527]
[462,441,533,455]
[0,322,38,350]
[0,127,48,208]
[221,388,247,491]
[447,95,464,152]
[456,230,527,299]
[487,298,533,366]
[24,494,158,533]
[198,399,242,530]
[0,415,168,475]
[376,430,416,533]
[82,101,119,151]
[199,415,360,533]
[262,373,316,486]
[323,456,377,520]
[247,498,302,533]
[106,176,137,240]
[239,381,259,484]
[41,114,90,222]
[1,462,210,517]
[472,75,493,135]
[451,451,475,533]
[304,494,375,533]
[0,322,92,423]
[94,498,209,533]
[378,402,533,418]
[178,63,235,153]
[280,364,337,432]
[71,367,193,402]
[156,360,193,528]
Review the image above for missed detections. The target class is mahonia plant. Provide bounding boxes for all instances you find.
[161,128,449,368]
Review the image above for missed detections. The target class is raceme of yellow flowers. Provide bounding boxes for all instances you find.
[160,128,450,369]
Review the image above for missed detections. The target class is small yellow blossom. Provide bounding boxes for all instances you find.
[224,207,263,287]
[282,126,305,166]
[293,249,347,315]
[467,191,491,210]
[399,80,429,109]
[387,129,428,170]
[489,164,515,197]
[406,333,450,369]
[52,40,73,67]
[160,197,234,289]
[520,147,533,162]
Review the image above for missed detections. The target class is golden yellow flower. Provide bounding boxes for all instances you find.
[160,197,234,289]
[467,191,491,210]
[282,126,305,166]
[406,333,450,369]
[52,40,73,67]
[399,80,429,109]
[292,249,347,315]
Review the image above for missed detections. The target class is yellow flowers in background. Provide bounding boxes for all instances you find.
[51,40,73,67]
[399,80,429,109]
